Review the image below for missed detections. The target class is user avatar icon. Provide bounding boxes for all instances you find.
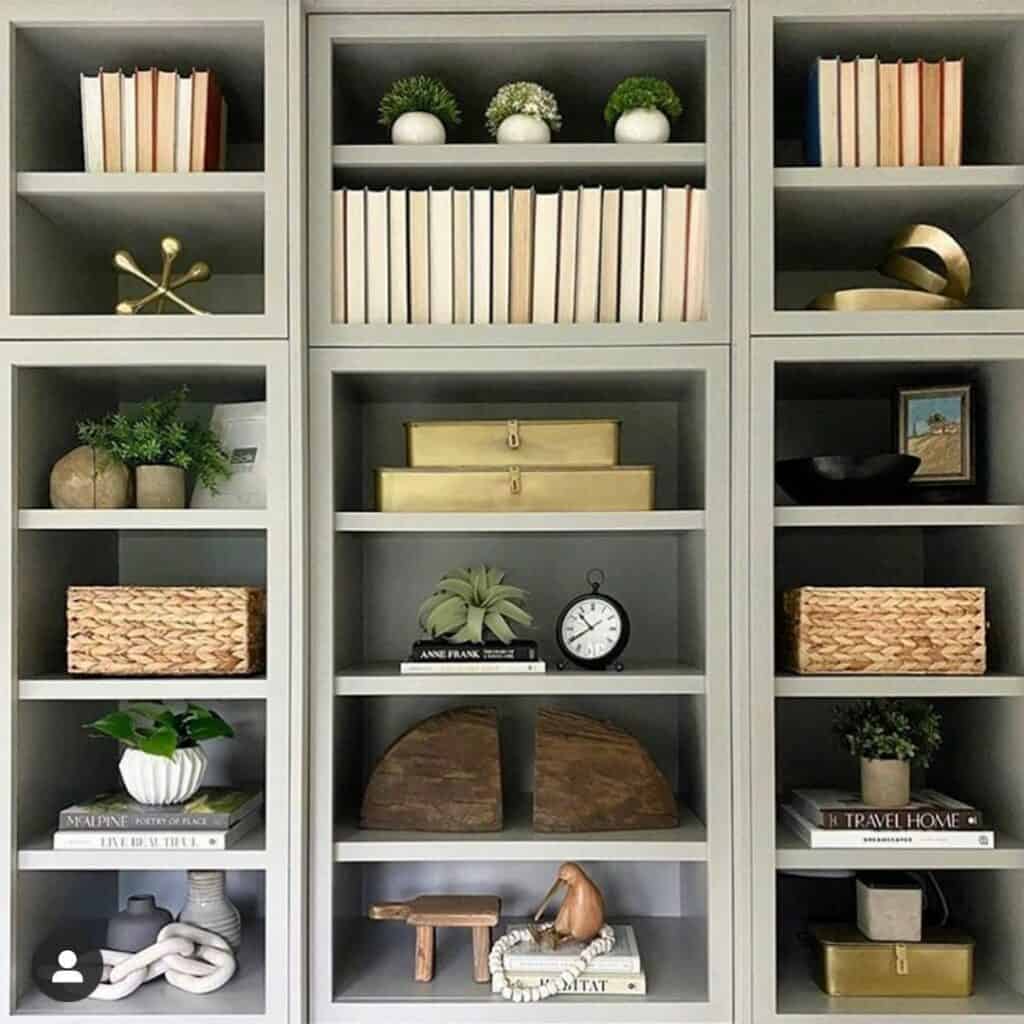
[51,950,84,985]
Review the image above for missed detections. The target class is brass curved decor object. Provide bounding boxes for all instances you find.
[810,224,970,312]
[114,236,211,315]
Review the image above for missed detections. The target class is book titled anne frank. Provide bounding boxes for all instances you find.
[791,788,983,831]
[409,640,538,663]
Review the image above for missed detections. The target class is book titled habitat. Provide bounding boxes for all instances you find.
[59,787,263,831]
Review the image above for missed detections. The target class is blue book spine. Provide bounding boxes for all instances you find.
[805,60,822,166]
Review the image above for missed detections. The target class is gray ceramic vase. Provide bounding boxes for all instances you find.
[179,870,242,949]
[105,894,173,953]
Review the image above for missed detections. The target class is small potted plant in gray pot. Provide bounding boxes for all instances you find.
[486,82,562,144]
[604,76,683,144]
[378,75,462,145]
[833,699,942,807]
[84,701,235,805]
[77,386,230,509]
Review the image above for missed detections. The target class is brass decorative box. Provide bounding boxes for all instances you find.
[376,466,655,513]
[404,418,621,467]
[814,925,974,997]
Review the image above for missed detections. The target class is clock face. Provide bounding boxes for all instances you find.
[559,596,624,663]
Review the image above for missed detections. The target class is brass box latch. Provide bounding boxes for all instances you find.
[508,466,522,494]
[506,419,521,449]
[894,945,910,976]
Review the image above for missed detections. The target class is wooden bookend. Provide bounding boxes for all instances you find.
[533,707,678,832]
[361,706,503,832]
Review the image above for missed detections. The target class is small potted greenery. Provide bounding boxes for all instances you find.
[833,699,942,807]
[84,702,235,805]
[604,76,683,144]
[485,82,561,144]
[417,565,532,645]
[77,386,230,509]
[378,75,461,145]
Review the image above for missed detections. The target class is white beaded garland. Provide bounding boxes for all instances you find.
[489,924,615,1002]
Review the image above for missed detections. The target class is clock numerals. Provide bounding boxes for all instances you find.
[560,597,624,663]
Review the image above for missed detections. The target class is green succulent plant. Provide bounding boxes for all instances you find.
[833,699,942,767]
[84,701,235,759]
[604,76,683,126]
[378,75,462,127]
[417,566,533,645]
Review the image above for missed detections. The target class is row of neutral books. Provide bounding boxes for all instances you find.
[807,56,963,168]
[782,788,993,849]
[400,640,546,675]
[331,185,708,326]
[80,68,228,173]
[52,787,262,851]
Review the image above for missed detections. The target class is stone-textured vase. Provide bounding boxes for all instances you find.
[861,757,911,808]
[179,870,242,949]
[496,114,551,144]
[135,465,186,508]
[391,111,446,145]
[119,747,207,805]
[615,107,671,144]
[106,894,173,953]
[50,446,131,509]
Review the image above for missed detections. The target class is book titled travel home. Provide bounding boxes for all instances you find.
[409,641,538,664]
[791,788,982,831]
[59,787,263,831]
[781,804,994,849]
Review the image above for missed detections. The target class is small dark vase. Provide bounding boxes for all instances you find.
[105,894,173,953]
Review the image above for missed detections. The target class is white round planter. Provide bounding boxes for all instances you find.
[614,107,671,144]
[390,111,446,145]
[119,747,208,805]
[496,114,551,144]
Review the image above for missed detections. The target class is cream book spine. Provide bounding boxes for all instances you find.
[618,189,643,324]
[684,188,708,322]
[429,187,454,325]
[388,189,408,325]
[921,59,943,166]
[154,70,177,173]
[941,58,964,167]
[492,188,511,324]
[344,189,366,325]
[409,190,430,325]
[855,56,878,167]
[900,59,921,166]
[575,187,602,323]
[838,59,857,168]
[598,188,621,323]
[510,187,534,324]
[175,73,193,172]
[472,189,492,324]
[101,70,123,173]
[121,73,137,173]
[532,192,559,324]
[365,189,390,325]
[452,189,472,324]
[878,62,900,168]
[135,68,155,173]
[815,57,840,168]
[80,74,104,173]
[556,188,578,324]
[331,190,346,323]
[641,188,663,322]
[660,186,688,322]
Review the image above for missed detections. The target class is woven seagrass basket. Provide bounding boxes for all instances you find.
[67,586,266,676]
[782,587,986,675]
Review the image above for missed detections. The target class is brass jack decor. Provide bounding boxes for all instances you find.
[114,236,211,315]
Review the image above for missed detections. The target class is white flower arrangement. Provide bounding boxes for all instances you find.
[485,81,562,136]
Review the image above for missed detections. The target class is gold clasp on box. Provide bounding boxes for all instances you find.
[506,419,521,449]
[894,945,909,975]
[508,466,522,495]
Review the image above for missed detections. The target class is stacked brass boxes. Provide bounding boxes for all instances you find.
[376,418,655,513]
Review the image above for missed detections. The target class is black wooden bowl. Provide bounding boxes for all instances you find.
[775,454,922,504]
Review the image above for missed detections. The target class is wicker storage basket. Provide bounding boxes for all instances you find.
[67,586,266,676]
[782,587,985,675]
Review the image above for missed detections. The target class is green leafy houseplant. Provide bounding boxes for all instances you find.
[84,701,235,759]
[485,82,562,136]
[417,566,533,645]
[833,699,942,767]
[378,75,462,127]
[603,76,683,126]
[77,386,230,493]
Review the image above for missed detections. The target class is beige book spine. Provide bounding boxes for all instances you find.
[331,190,346,323]
[510,187,534,325]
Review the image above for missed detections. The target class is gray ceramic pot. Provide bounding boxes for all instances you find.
[105,894,173,953]
[135,465,186,509]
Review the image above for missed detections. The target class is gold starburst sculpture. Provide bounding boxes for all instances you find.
[114,236,211,315]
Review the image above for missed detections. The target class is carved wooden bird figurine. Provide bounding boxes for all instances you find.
[531,862,605,948]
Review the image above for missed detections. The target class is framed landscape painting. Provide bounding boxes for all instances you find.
[896,384,974,485]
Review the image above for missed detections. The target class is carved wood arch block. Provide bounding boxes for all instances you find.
[361,706,503,832]
[533,707,679,832]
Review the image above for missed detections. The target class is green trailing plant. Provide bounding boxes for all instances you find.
[485,81,562,136]
[84,702,235,760]
[378,75,462,127]
[417,565,533,644]
[77,386,230,493]
[833,699,942,767]
[603,76,683,126]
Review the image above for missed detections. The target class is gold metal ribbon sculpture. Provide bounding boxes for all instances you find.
[114,236,211,315]
[810,223,970,311]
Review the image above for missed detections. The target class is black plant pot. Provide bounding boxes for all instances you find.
[775,454,922,505]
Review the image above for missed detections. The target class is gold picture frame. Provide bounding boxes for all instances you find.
[896,384,974,486]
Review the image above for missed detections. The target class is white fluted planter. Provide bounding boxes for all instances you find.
[390,111,446,145]
[496,114,551,144]
[119,747,207,806]
[614,107,671,144]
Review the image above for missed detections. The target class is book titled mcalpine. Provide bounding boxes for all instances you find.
[59,787,263,831]
[53,812,260,851]
[791,788,982,831]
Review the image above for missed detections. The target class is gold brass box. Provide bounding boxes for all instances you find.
[814,925,974,997]
[376,466,655,513]
[404,419,621,468]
